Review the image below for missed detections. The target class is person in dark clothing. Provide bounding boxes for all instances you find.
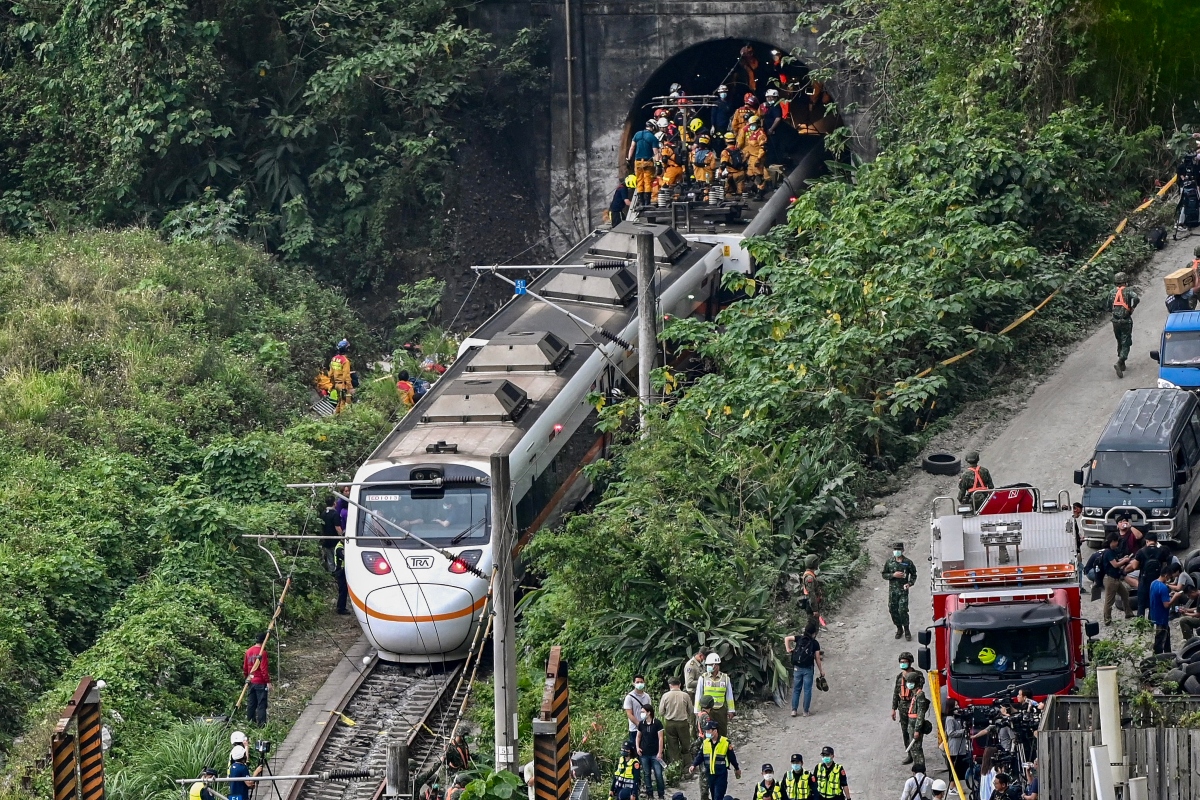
[227,747,252,800]
[1100,533,1133,625]
[711,85,736,134]
[635,706,665,799]
[321,496,343,572]
[610,178,633,225]
[1166,288,1195,313]
[1129,529,1172,619]
[334,539,349,615]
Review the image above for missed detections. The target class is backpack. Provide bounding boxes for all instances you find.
[725,149,746,169]
[792,636,817,668]
[693,149,713,167]
[1084,549,1105,581]
[413,379,431,399]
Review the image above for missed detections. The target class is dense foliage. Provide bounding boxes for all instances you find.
[0,0,544,287]
[0,231,389,762]
[517,0,1169,737]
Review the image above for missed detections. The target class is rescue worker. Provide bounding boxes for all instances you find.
[737,45,760,92]
[1107,271,1139,378]
[190,769,219,800]
[610,176,635,225]
[812,747,850,800]
[731,94,757,139]
[689,721,741,800]
[329,339,354,413]
[762,89,785,165]
[694,653,735,737]
[660,140,685,187]
[229,731,249,770]
[683,117,705,149]
[693,698,716,800]
[334,538,349,615]
[712,85,735,134]
[628,120,661,207]
[801,554,824,625]
[882,542,918,640]
[692,136,717,186]
[957,452,994,508]
[891,653,916,757]
[929,780,947,800]
[754,764,784,800]
[396,369,416,407]
[684,647,708,694]
[610,742,642,800]
[657,676,693,765]
[227,746,252,800]
[448,775,469,800]
[445,734,472,771]
[720,132,747,196]
[243,631,270,724]
[905,671,931,773]
[784,753,814,800]
[743,118,769,198]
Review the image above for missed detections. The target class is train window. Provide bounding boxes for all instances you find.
[359,486,490,549]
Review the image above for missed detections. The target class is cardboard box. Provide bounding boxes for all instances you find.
[1165,267,1195,296]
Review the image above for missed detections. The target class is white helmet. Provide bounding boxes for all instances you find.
[656,117,668,129]
[765,89,780,99]
[231,745,247,761]
[669,83,682,94]
[230,731,248,746]
[717,84,728,94]
[930,780,947,793]
[705,653,722,666]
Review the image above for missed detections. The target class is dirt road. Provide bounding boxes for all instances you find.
[718,232,1194,800]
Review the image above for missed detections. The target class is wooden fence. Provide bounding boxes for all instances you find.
[1038,696,1200,800]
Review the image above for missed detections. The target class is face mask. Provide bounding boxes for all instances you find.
[821,757,832,766]
[634,682,645,690]
[893,550,903,558]
[719,93,727,99]
[899,662,910,670]
[706,664,714,673]
[906,682,916,690]
[763,775,773,783]
[791,765,803,773]
[707,733,716,741]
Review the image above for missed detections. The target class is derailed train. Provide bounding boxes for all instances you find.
[343,150,823,661]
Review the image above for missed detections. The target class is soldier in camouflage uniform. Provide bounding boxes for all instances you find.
[957,452,993,507]
[882,542,918,640]
[904,671,931,772]
[891,653,916,760]
[1107,271,1139,378]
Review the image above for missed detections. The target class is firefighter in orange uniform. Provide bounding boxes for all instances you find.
[329,339,354,413]
[720,132,747,196]
[742,118,769,197]
[692,136,717,186]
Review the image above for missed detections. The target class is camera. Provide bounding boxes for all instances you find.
[255,740,272,755]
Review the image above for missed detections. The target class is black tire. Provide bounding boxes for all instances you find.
[1184,550,1200,573]
[1184,660,1200,676]
[922,452,962,476]
[1177,507,1193,549]
[1181,637,1200,661]
[1164,668,1187,685]
[1185,675,1200,695]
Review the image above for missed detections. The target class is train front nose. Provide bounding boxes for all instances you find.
[361,584,483,660]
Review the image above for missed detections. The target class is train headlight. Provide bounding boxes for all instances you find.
[362,551,392,575]
[448,549,483,575]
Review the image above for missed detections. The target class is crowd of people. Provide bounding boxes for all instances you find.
[611,47,834,221]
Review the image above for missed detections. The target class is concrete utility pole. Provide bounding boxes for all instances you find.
[636,231,656,433]
[490,453,518,774]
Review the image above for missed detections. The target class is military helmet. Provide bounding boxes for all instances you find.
[804,554,819,568]
[899,652,914,663]
[700,695,715,709]
[965,451,979,465]
[1113,271,1128,285]
[908,671,925,688]
[1194,245,1200,258]
[892,541,905,551]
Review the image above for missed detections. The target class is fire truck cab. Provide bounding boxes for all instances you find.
[917,486,1101,705]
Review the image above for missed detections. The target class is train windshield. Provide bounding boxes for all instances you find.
[950,622,1070,676]
[358,486,490,549]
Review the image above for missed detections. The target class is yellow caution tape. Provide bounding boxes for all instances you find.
[905,174,1178,387]
[926,671,967,800]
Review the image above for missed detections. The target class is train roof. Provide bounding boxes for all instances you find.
[365,223,714,466]
[1095,388,1196,452]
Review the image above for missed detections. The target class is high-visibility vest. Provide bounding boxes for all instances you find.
[189,783,207,800]
[814,763,843,798]
[334,540,345,569]
[785,771,812,800]
[702,737,731,773]
[701,674,733,710]
[968,466,987,493]
[754,781,783,800]
[614,757,637,782]
[1113,286,1130,311]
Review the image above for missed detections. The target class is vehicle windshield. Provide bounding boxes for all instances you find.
[358,486,490,549]
[1162,330,1200,366]
[1089,451,1172,488]
[951,622,1070,676]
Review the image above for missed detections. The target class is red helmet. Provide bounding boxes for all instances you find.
[744,93,757,105]
[758,103,770,116]
[654,108,668,118]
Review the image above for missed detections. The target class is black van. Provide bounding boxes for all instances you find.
[1074,388,1199,548]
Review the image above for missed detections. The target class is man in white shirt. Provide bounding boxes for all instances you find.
[899,764,931,800]
[623,676,653,746]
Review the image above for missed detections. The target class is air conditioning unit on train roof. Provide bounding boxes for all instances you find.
[420,379,530,424]
[586,221,689,265]
[466,331,570,373]
[540,267,636,306]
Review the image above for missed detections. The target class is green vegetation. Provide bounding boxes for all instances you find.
[0,0,544,288]
[0,231,390,778]
[515,0,1179,760]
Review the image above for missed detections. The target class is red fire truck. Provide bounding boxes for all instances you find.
[916,486,1100,704]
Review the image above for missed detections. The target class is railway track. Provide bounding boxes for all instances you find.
[286,661,469,800]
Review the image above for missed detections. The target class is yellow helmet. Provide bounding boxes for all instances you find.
[724,132,736,143]
[977,647,997,665]
[688,118,704,133]
[698,135,710,145]
[625,175,636,189]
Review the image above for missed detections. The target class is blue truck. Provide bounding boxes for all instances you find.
[1152,310,1200,390]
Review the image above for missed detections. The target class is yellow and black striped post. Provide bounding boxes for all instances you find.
[50,677,105,800]
[532,647,571,800]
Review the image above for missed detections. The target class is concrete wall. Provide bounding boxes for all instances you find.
[471,0,873,252]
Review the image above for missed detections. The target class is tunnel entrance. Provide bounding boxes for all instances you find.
[619,38,837,175]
